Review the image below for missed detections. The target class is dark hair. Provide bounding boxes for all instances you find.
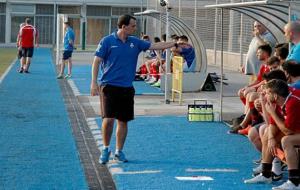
[117,15,136,29]
[161,34,166,41]
[282,60,300,77]
[179,35,189,42]
[263,69,287,82]
[154,37,161,43]
[276,45,289,60]
[142,35,150,40]
[266,79,290,98]
[171,34,179,40]
[266,56,280,66]
[257,44,272,56]
[25,18,31,24]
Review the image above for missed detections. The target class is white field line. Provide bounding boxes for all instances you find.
[186,168,239,173]
[175,176,214,181]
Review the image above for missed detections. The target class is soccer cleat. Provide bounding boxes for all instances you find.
[151,80,161,87]
[272,180,300,190]
[113,150,128,163]
[64,74,72,79]
[238,125,252,136]
[253,163,262,176]
[244,173,272,184]
[253,158,262,165]
[18,68,23,73]
[146,77,157,84]
[272,172,283,181]
[99,148,111,164]
[228,125,243,134]
[57,75,64,79]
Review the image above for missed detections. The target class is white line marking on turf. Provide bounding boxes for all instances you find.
[68,79,81,96]
[186,168,239,173]
[112,170,162,175]
[175,176,214,181]
[0,58,17,85]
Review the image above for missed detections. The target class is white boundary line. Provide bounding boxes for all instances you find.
[68,79,81,96]
[0,58,17,85]
[186,168,239,173]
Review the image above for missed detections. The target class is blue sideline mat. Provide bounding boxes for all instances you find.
[0,48,88,189]
[95,116,285,190]
[71,65,163,95]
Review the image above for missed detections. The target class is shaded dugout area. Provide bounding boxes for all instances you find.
[71,65,163,95]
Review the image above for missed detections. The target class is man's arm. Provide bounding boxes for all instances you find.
[90,56,102,96]
[149,42,176,50]
[265,102,293,135]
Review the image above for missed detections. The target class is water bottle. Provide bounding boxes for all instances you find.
[188,107,195,121]
[206,105,213,121]
[200,106,206,121]
[194,106,201,121]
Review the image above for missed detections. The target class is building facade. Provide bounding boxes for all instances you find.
[0,0,146,46]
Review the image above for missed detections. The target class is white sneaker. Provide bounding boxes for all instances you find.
[253,163,262,176]
[146,77,157,84]
[244,173,272,184]
[272,157,283,177]
[272,180,300,190]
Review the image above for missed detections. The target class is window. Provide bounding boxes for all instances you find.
[58,6,80,14]
[11,4,35,13]
[0,3,5,13]
[87,6,111,17]
[36,4,54,15]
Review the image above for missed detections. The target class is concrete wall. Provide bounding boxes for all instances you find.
[206,49,246,72]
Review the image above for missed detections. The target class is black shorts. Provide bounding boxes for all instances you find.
[21,47,34,58]
[63,50,73,60]
[100,84,135,122]
[17,49,23,59]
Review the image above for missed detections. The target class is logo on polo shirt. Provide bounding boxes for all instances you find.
[111,45,118,48]
[130,43,134,48]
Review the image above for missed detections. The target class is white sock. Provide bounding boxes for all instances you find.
[115,149,121,154]
[272,157,282,175]
[103,146,110,150]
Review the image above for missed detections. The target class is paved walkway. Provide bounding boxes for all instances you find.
[0,48,88,189]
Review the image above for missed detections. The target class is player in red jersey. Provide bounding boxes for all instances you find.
[18,18,38,73]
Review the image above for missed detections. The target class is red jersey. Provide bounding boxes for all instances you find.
[284,89,300,133]
[19,25,38,48]
[256,64,270,83]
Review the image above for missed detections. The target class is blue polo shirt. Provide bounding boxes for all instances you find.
[181,45,195,68]
[287,43,300,64]
[64,27,75,51]
[95,32,151,87]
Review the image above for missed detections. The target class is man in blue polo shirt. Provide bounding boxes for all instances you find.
[90,14,176,164]
[284,21,300,64]
[171,35,196,72]
[57,21,75,79]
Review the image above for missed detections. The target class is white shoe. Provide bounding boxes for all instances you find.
[272,157,283,176]
[244,173,272,184]
[253,163,262,176]
[144,75,151,81]
[146,77,157,84]
[272,180,300,190]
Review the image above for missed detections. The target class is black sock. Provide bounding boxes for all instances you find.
[262,163,272,178]
[289,169,300,186]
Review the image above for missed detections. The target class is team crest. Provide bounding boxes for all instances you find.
[130,43,134,48]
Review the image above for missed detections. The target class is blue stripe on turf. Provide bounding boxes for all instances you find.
[95,116,284,190]
[0,48,88,189]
